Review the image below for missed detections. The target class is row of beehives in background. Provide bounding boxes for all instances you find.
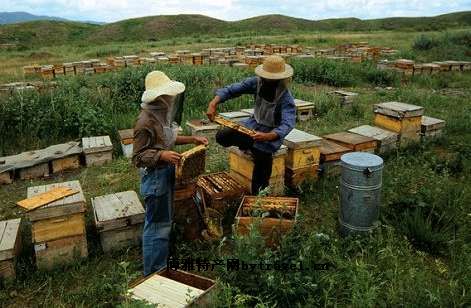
[0,81,57,95]
[0,136,113,185]
[378,59,471,76]
[304,42,398,63]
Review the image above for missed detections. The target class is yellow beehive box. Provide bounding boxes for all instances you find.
[229,146,286,180]
[283,129,322,170]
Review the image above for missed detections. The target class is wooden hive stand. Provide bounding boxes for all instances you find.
[26,181,88,270]
[318,139,352,177]
[118,129,134,159]
[92,191,145,253]
[229,146,287,196]
[283,129,322,187]
[234,196,299,247]
[0,218,22,279]
[348,125,399,154]
[129,269,217,307]
[373,102,424,145]
[82,136,113,167]
[294,99,315,122]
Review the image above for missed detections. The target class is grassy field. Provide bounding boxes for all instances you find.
[0,29,470,307]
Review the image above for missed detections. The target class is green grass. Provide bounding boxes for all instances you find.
[0,33,471,306]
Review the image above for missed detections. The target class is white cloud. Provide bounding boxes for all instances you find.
[3,0,470,22]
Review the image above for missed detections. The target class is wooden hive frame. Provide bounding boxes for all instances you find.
[213,115,256,137]
[197,172,245,211]
[176,145,207,185]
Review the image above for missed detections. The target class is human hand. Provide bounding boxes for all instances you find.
[253,132,278,142]
[160,151,182,165]
[206,97,220,121]
[193,136,209,146]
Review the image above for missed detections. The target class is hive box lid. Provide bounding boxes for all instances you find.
[26,181,86,221]
[0,218,21,261]
[324,132,376,146]
[82,136,113,154]
[92,191,144,231]
[421,116,446,131]
[348,125,398,145]
[283,129,322,149]
[319,139,352,162]
[374,102,424,118]
[294,99,314,108]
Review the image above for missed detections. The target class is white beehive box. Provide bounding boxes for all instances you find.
[92,191,145,252]
[118,129,134,159]
[220,111,250,123]
[82,136,113,167]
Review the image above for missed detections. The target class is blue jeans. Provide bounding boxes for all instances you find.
[139,165,175,276]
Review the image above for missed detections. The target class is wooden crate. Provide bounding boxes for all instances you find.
[348,125,399,154]
[32,213,85,243]
[294,99,315,121]
[197,172,245,212]
[283,129,322,169]
[34,234,88,270]
[82,136,113,167]
[323,132,377,153]
[26,180,86,222]
[319,139,352,163]
[421,116,446,138]
[118,129,134,159]
[51,155,81,173]
[0,218,21,279]
[92,191,145,252]
[285,164,318,187]
[19,163,49,180]
[129,269,217,307]
[186,120,220,138]
[235,196,298,246]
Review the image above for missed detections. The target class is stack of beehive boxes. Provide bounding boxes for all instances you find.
[192,53,203,65]
[294,99,315,121]
[229,146,287,196]
[27,181,88,270]
[394,59,415,75]
[373,102,424,145]
[123,55,139,67]
[186,119,220,139]
[92,191,145,252]
[283,129,322,187]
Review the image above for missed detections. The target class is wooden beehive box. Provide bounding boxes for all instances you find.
[235,196,298,246]
[197,172,245,212]
[82,136,113,167]
[129,269,216,307]
[294,99,315,121]
[19,162,50,180]
[0,218,21,279]
[331,90,358,107]
[229,146,286,196]
[421,116,446,138]
[92,191,144,252]
[318,139,352,177]
[186,119,220,138]
[373,102,424,143]
[0,170,13,185]
[174,183,202,241]
[27,181,88,270]
[283,129,322,170]
[220,111,251,123]
[348,125,399,154]
[324,132,377,153]
[49,142,82,174]
[176,145,206,186]
[118,129,134,159]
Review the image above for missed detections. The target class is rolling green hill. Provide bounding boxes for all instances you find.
[0,11,470,47]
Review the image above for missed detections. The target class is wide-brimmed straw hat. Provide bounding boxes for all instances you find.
[141,71,185,104]
[255,55,294,80]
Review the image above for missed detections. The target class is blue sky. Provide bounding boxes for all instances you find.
[4,0,471,23]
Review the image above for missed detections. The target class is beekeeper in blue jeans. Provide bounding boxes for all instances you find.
[132,71,208,276]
